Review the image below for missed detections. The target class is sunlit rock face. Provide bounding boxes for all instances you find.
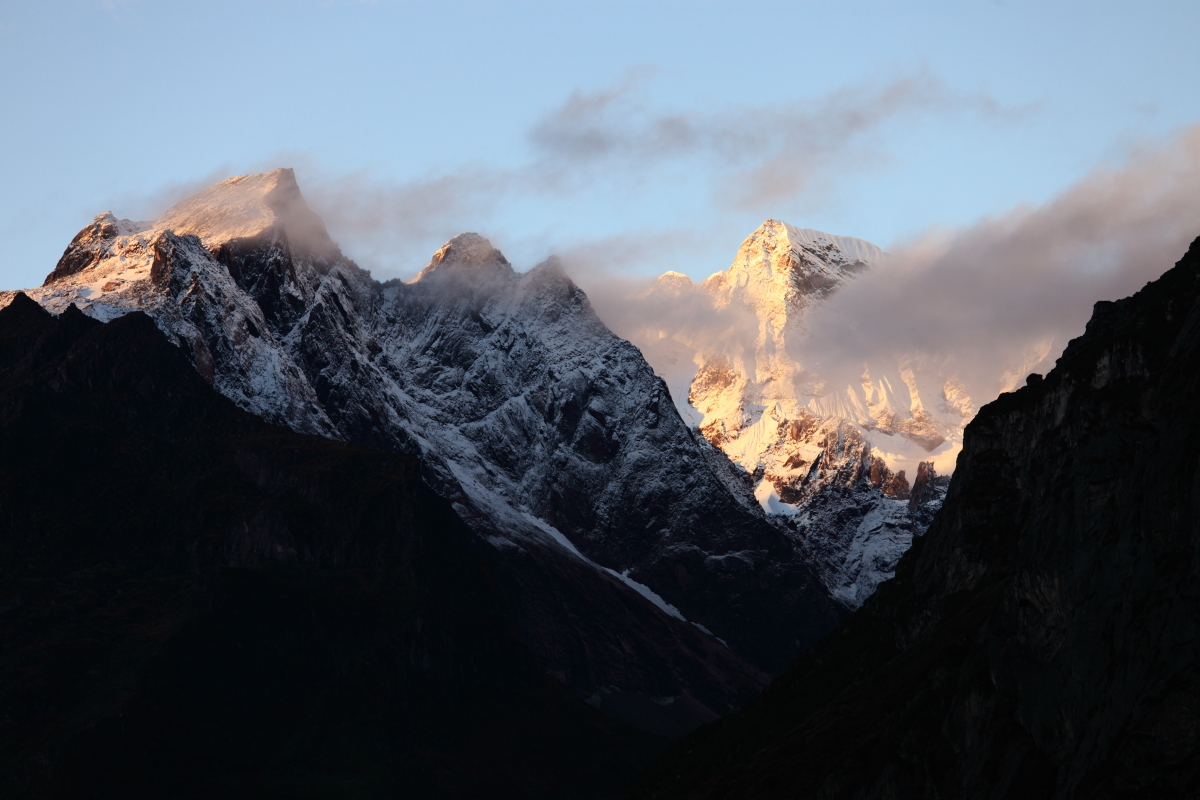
[15,169,347,437]
[2,171,846,727]
[628,220,964,607]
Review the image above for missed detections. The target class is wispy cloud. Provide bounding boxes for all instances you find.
[287,67,1028,275]
[301,162,513,273]
[106,165,238,222]
[529,66,1033,208]
[102,67,1035,288]
[794,125,1200,405]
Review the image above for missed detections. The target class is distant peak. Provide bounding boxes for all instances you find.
[646,270,696,298]
[413,233,513,282]
[697,221,883,312]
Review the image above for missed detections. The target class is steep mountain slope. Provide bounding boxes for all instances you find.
[630,220,955,607]
[628,236,1200,799]
[0,295,666,799]
[2,170,839,688]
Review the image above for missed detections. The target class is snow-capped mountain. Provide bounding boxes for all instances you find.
[617,220,963,606]
[2,171,844,719]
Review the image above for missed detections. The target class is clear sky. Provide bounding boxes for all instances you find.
[2,0,1198,289]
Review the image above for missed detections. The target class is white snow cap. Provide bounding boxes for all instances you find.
[156,168,338,256]
[771,221,884,266]
[412,232,513,282]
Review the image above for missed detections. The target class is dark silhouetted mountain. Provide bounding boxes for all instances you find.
[627,236,1200,799]
[0,294,669,799]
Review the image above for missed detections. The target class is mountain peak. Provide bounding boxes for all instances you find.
[751,219,884,268]
[413,233,513,282]
[645,270,697,300]
[656,270,693,285]
[154,168,337,257]
[701,220,881,315]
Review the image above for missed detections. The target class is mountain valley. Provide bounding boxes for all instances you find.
[6,168,1194,799]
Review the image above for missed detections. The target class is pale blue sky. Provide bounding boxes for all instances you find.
[2,0,1198,288]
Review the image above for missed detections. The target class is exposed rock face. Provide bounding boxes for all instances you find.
[0,296,667,798]
[5,171,840,703]
[628,236,1200,799]
[907,459,946,514]
[633,220,961,607]
[45,212,123,283]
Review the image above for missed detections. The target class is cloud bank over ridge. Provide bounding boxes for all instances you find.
[577,124,1200,449]
[98,72,1199,437]
[802,124,1200,406]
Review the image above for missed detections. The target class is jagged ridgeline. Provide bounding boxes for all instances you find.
[1,170,847,747]
[627,236,1200,798]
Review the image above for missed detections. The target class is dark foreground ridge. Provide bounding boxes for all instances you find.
[628,236,1200,799]
[0,294,664,799]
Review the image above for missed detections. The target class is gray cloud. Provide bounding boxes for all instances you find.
[799,124,1200,405]
[529,66,1032,208]
[301,163,513,275]
[573,258,761,419]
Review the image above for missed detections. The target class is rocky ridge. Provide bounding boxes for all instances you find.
[2,170,840,710]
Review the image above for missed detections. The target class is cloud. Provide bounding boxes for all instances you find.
[93,66,1035,300]
[300,163,514,275]
[287,67,1025,277]
[528,66,1032,208]
[799,123,1200,405]
[106,165,238,222]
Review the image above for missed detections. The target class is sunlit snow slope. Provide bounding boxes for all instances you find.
[618,220,965,606]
